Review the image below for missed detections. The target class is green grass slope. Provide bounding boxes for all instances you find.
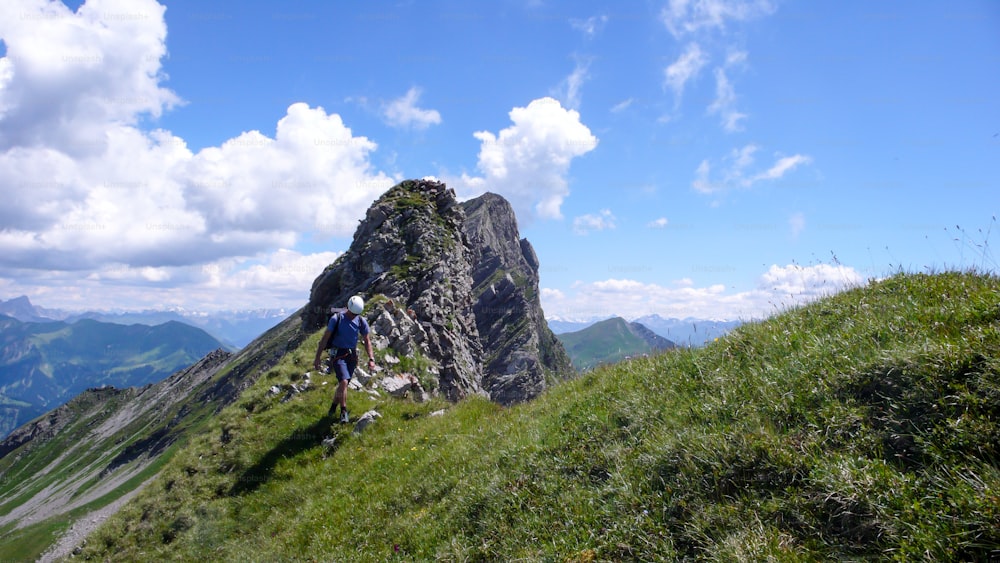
[75,272,999,561]
[0,353,230,562]
[0,312,306,561]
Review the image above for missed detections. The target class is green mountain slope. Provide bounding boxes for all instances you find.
[0,312,307,562]
[558,316,675,370]
[0,317,229,437]
[69,272,1000,561]
[0,351,232,561]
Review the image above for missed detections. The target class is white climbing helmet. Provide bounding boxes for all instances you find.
[347,295,365,315]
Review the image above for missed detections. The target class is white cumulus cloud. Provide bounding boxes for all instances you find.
[0,0,395,297]
[6,248,344,311]
[455,97,598,221]
[758,263,861,298]
[0,99,394,271]
[0,0,180,156]
[541,263,863,321]
[215,249,343,297]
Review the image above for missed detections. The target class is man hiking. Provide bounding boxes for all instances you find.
[313,295,376,423]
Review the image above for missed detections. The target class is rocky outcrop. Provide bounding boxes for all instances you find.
[304,179,573,404]
[305,180,484,401]
[462,193,574,404]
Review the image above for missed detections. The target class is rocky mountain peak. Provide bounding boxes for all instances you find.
[304,179,572,404]
[461,192,572,403]
[0,295,49,322]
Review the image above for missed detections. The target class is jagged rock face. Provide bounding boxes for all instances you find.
[304,179,573,404]
[305,180,484,401]
[462,193,574,404]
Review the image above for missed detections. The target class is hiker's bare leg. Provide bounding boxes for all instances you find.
[336,380,348,410]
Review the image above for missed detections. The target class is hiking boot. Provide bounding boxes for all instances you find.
[327,404,338,418]
[340,408,349,424]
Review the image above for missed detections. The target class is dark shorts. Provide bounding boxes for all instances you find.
[328,348,357,382]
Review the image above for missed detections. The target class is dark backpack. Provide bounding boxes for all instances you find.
[326,308,346,349]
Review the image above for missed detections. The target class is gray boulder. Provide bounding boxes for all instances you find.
[352,410,381,435]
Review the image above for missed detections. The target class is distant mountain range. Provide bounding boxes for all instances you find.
[548,314,743,347]
[0,314,227,438]
[0,296,62,323]
[632,315,744,347]
[0,296,291,348]
[556,317,675,371]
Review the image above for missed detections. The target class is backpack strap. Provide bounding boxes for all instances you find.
[327,312,341,349]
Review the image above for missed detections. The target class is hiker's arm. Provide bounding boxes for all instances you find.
[313,329,331,370]
[363,333,375,368]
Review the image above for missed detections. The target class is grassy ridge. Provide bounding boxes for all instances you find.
[76,272,1000,561]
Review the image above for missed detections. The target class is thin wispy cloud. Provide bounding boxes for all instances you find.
[726,49,749,67]
[553,58,591,110]
[789,212,806,240]
[693,144,812,194]
[661,0,776,38]
[382,87,442,130]
[571,14,608,38]
[664,42,708,104]
[754,154,813,182]
[573,209,616,235]
[610,98,635,113]
[707,67,746,132]
[660,1,771,131]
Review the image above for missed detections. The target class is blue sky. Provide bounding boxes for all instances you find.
[0,0,997,320]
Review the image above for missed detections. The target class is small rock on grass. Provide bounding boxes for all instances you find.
[353,410,381,434]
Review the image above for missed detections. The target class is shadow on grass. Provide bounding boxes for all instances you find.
[229,413,342,496]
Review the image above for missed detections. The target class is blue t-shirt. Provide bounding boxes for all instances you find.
[327,313,370,350]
